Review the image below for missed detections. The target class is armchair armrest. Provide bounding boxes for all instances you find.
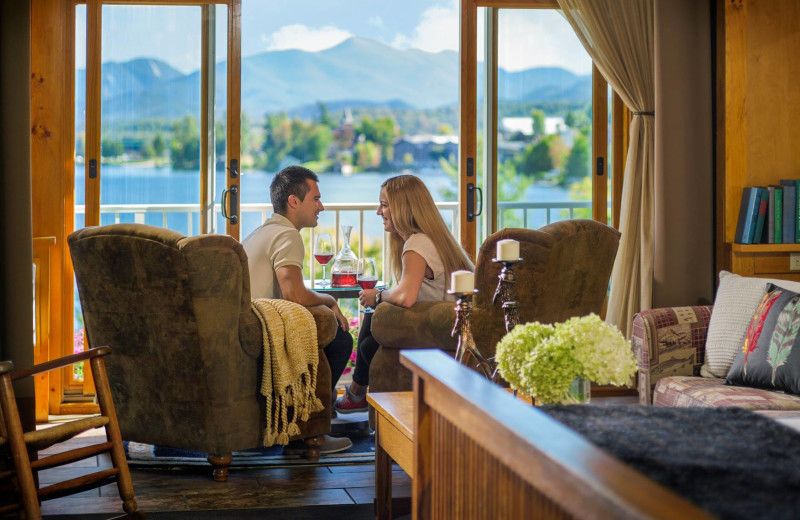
[631,305,712,405]
[240,304,338,359]
[371,301,458,351]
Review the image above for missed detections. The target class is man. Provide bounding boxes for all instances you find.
[243,165,353,455]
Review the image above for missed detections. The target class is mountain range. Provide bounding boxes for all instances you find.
[76,36,591,124]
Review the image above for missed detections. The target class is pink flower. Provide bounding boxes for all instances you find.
[348,317,359,329]
[73,329,85,354]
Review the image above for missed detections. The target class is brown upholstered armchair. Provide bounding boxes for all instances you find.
[370,219,621,394]
[68,224,338,481]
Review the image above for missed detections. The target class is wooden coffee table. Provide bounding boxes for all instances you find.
[367,391,413,520]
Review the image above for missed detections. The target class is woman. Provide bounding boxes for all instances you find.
[335,174,473,413]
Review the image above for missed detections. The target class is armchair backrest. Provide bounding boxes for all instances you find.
[68,224,262,452]
[473,220,620,356]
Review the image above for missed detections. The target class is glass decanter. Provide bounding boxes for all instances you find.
[331,225,359,287]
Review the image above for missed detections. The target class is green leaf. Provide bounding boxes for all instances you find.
[768,295,800,384]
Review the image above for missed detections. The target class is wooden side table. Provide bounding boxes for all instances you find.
[367,391,413,520]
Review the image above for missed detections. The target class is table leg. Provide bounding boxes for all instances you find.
[375,429,393,520]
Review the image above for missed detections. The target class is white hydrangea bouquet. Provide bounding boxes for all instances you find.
[495,314,637,405]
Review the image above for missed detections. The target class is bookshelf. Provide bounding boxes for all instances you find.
[719,0,800,281]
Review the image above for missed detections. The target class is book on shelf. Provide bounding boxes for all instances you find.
[772,185,783,244]
[767,186,776,244]
[753,187,768,244]
[780,180,797,245]
[734,187,760,244]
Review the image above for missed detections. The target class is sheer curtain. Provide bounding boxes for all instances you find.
[557,0,654,337]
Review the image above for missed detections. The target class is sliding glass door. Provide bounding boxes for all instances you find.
[68,0,241,407]
[459,0,611,256]
[80,0,241,239]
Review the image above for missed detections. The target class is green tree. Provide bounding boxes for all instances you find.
[170,115,200,170]
[530,108,546,139]
[101,138,124,158]
[152,133,166,157]
[354,141,380,170]
[518,137,553,177]
[317,101,334,127]
[358,116,397,166]
[564,133,590,183]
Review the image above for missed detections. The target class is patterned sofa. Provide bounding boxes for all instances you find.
[632,305,800,411]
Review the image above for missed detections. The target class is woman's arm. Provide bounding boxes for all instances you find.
[359,250,427,308]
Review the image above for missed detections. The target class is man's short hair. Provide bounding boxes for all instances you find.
[270,166,320,215]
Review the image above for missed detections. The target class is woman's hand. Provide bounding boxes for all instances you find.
[359,288,379,308]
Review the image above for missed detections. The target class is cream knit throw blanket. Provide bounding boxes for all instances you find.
[250,298,323,446]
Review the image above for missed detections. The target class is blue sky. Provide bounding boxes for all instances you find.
[76,1,591,75]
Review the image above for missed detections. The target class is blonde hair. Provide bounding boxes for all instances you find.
[381,175,474,286]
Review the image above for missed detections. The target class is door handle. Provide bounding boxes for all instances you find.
[221,185,239,225]
[467,183,482,222]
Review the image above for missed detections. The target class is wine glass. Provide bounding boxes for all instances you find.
[314,233,334,287]
[357,257,379,313]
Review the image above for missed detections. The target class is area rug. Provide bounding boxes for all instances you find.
[124,434,374,468]
[543,405,800,520]
[44,504,376,520]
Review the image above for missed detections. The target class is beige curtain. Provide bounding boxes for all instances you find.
[557,0,654,337]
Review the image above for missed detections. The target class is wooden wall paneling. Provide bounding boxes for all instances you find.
[721,0,800,280]
[723,0,747,244]
[744,0,800,183]
[32,237,56,422]
[31,0,76,417]
[715,0,728,277]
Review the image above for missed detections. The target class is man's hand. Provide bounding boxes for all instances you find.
[332,303,349,332]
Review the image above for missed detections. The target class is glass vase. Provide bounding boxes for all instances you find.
[564,376,591,404]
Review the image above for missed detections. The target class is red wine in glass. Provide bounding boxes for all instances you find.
[357,257,379,313]
[358,277,378,290]
[314,233,333,287]
[314,253,333,265]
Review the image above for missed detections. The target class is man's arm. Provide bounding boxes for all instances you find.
[276,265,350,331]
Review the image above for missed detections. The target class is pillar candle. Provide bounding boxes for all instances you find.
[496,239,520,261]
[451,270,475,292]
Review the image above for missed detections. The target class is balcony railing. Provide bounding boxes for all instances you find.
[75,199,592,282]
[497,200,592,229]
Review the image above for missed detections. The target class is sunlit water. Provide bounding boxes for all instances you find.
[74,164,572,238]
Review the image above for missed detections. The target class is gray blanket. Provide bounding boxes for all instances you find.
[544,405,800,520]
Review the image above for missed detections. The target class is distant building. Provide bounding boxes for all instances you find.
[393,134,458,168]
[501,117,534,137]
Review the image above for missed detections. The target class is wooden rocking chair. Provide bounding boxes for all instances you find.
[0,346,142,519]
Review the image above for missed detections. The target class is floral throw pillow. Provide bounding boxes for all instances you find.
[726,284,800,395]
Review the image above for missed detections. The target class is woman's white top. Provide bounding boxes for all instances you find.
[402,233,453,302]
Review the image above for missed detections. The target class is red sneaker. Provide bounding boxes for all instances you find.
[335,385,368,414]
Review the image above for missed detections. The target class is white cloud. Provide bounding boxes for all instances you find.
[367,16,384,28]
[496,11,591,74]
[392,4,591,75]
[392,0,458,53]
[263,24,352,52]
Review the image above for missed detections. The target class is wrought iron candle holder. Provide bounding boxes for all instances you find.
[450,289,495,380]
[491,257,522,333]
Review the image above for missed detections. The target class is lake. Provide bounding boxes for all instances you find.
[74,164,574,238]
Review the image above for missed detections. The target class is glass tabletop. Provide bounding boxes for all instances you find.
[304,280,387,299]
